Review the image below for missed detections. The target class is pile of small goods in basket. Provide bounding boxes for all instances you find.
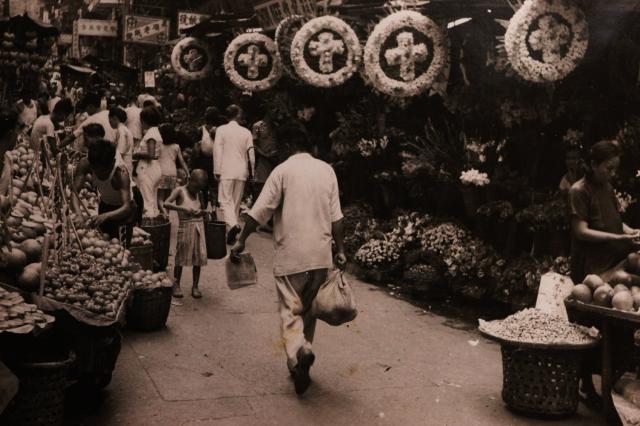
[479,308,598,346]
[0,287,54,333]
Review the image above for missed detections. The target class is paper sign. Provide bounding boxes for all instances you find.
[144,71,155,88]
[77,19,118,37]
[535,272,574,320]
[124,15,169,45]
[178,11,210,31]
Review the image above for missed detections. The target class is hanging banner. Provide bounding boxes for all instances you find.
[124,15,169,45]
[144,71,156,88]
[178,11,210,32]
[77,19,118,37]
[71,20,80,59]
[253,0,316,31]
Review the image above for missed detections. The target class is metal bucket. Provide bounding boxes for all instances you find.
[205,220,227,260]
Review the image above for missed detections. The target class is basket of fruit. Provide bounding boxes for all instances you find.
[141,217,171,271]
[128,227,153,271]
[479,308,599,418]
[127,270,174,331]
[1,350,75,426]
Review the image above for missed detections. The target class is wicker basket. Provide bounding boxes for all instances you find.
[127,286,173,331]
[500,344,584,418]
[1,351,75,426]
[141,218,171,271]
[128,244,153,271]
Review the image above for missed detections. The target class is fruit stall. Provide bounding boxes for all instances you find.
[0,130,173,422]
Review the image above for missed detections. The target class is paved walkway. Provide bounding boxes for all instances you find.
[66,229,603,426]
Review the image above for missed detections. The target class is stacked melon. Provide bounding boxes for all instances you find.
[569,253,640,312]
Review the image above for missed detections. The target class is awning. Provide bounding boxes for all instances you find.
[62,64,96,75]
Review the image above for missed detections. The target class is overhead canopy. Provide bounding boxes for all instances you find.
[63,64,96,75]
[0,13,60,37]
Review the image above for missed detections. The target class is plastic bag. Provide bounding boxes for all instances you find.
[311,270,357,326]
[225,252,257,290]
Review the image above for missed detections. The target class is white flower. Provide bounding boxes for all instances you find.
[224,33,282,92]
[460,169,490,187]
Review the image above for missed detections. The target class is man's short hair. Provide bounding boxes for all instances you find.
[88,139,116,169]
[276,121,311,152]
[83,123,105,139]
[83,92,101,109]
[205,106,221,126]
[140,106,162,127]
[142,100,155,109]
[225,104,241,120]
[52,98,73,116]
[108,107,127,124]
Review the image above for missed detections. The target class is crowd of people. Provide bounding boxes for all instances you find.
[0,81,347,395]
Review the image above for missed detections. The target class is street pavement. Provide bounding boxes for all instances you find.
[65,225,604,426]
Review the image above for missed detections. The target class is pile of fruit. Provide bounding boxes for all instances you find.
[0,31,48,72]
[0,287,54,332]
[75,228,130,269]
[130,227,152,247]
[78,187,99,213]
[568,253,640,312]
[479,308,596,345]
[131,270,174,290]
[44,246,131,317]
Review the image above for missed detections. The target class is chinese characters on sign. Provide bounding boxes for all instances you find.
[77,19,118,37]
[178,12,210,32]
[124,15,169,45]
[71,20,80,59]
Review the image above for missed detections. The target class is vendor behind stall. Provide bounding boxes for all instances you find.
[569,140,640,283]
[0,109,18,202]
[71,139,142,246]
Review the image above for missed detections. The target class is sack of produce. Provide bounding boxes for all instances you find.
[311,270,357,326]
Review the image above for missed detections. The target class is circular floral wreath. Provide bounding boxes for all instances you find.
[224,33,282,92]
[505,0,588,83]
[275,15,306,79]
[171,37,213,81]
[364,11,449,98]
[291,16,362,88]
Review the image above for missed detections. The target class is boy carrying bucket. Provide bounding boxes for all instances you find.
[164,169,208,298]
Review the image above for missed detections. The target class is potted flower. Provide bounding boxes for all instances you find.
[515,194,570,258]
[475,200,516,255]
[459,169,490,217]
[354,237,402,283]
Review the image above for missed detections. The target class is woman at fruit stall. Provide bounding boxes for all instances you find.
[134,106,163,218]
[157,123,189,217]
[0,109,19,204]
[569,139,640,283]
[71,139,142,247]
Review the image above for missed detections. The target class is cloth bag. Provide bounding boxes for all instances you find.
[225,252,257,290]
[311,270,357,326]
[200,126,214,156]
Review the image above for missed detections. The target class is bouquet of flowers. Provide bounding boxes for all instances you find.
[615,190,636,213]
[357,136,389,157]
[354,238,401,270]
[386,212,432,251]
[477,201,514,221]
[460,169,490,187]
[515,194,569,232]
[419,222,501,281]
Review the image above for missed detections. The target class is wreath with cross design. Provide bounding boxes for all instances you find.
[363,11,449,98]
[171,37,213,81]
[290,16,362,88]
[224,33,283,92]
[504,0,588,83]
[275,15,306,79]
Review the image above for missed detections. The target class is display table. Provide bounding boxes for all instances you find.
[565,300,640,425]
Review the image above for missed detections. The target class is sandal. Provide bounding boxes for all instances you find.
[191,288,202,299]
[172,285,183,298]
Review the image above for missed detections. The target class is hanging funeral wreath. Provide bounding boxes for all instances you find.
[224,33,282,92]
[290,16,362,88]
[275,15,306,79]
[171,37,213,81]
[504,0,588,83]
[363,11,449,98]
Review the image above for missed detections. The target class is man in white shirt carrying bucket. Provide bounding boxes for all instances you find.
[214,105,255,244]
[231,122,347,395]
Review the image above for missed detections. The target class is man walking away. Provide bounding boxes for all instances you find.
[231,122,347,395]
[214,105,254,244]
